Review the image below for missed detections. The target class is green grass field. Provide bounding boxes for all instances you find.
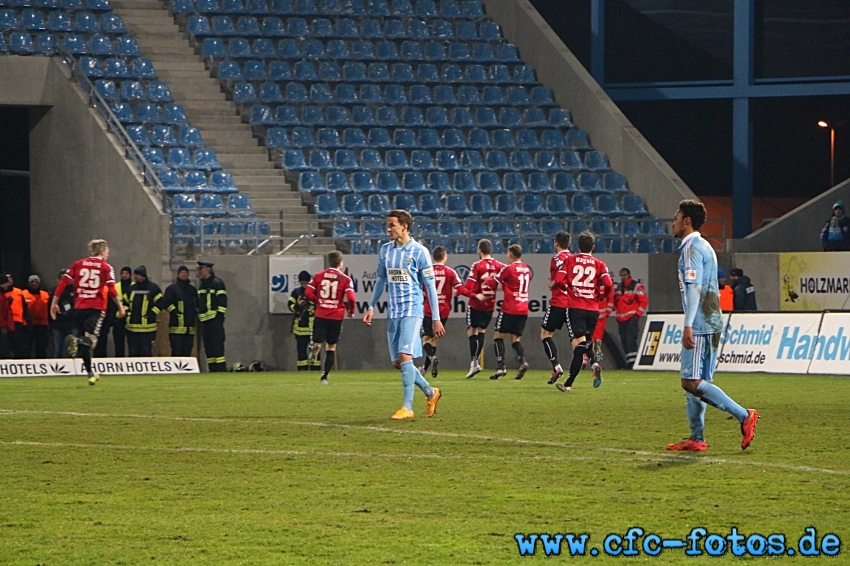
[0,368,847,564]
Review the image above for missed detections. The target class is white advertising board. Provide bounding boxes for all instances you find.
[717,312,822,373]
[268,256,326,314]
[0,357,199,378]
[634,313,688,371]
[804,312,850,374]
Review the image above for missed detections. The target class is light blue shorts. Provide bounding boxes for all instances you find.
[387,316,423,361]
[680,332,719,381]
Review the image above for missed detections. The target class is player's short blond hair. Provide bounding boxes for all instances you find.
[88,239,109,256]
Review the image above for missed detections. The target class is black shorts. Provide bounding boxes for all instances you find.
[467,307,493,330]
[312,317,343,345]
[422,316,448,338]
[566,308,599,341]
[541,305,568,332]
[77,308,105,336]
[494,311,527,337]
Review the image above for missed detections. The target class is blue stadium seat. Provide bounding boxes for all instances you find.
[359,149,384,169]
[441,128,466,148]
[436,150,460,171]
[488,64,510,83]
[197,0,221,12]
[258,82,284,103]
[110,102,135,123]
[227,193,253,216]
[316,127,342,148]
[270,0,293,13]
[449,107,474,129]
[151,125,178,147]
[548,108,573,128]
[427,171,450,194]
[351,171,378,193]
[502,172,527,194]
[300,105,324,126]
[484,150,509,171]
[566,129,592,150]
[284,82,308,103]
[232,82,258,104]
[410,149,433,170]
[540,130,565,149]
[333,149,359,171]
[193,149,222,170]
[393,128,416,149]
[495,194,520,215]
[309,149,332,169]
[75,12,100,33]
[342,193,368,216]
[120,81,146,102]
[252,38,276,57]
[475,171,500,194]
[509,150,534,171]
[557,150,582,171]
[402,171,427,194]
[445,193,470,216]
[163,104,188,126]
[95,79,119,101]
[591,220,617,236]
[505,86,530,105]
[596,194,623,217]
[636,238,659,254]
[641,220,668,236]
[479,20,501,41]
[63,34,88,55]
[458,150,483,171]
[516,129,540,149]
[376,107,401,127]
[218,61,243,81]
[350,40,375,60]
[157,169,183,193]
[623,194,649,218]
[424,107,449,128]
[171,194,197,214]
[282,149,308,170]
[246,0,270,13]
[385,149,409,170]
[243,60,268,81]
[290,126,315,147]
[526,172,550,193]
[533,151,557,171]
[99,13,126,33]
[88,33,113,56]
[376,171,402,194]
[362,221,385,237]
[315,193,341,216]
[450,42,471,62]
[531,86,555,106]
[211,15,238,35]
[352,105,377,126]
[584,150,611,172]
[260,16,286,36]
[341,127,366,148]
[467,128,490,150]
[394,193,418,213]
[417,128,441,149]
[552,172,578,194]
[325,171,351,193]
[571,193,597,216]
[492,129,515,149]
[268,61,291,81]
[209,171,238,193]
[274,105,298,125]
[546,194,572,216]
[385,18,406,39]
[469,193,494,216]
[47,11,72,32]
[80,57,104,78]
[367,127,392,148]
[133,103,161,124]
[141,147,168,170]
[577,172,606,195]
[603,172,629,193]
[33,32,57,55]
[103,57,132,79]
[419,193,443,217]
[276,38,299,58]
[368,194,392,216]
[491,221,516,238]
[167,147,194,169]
[480,87,504,107]
[452,171,476,193]
[184,171,209,192]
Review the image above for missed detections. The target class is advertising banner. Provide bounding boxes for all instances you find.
[805,313,850,374]
[779,251,850,311]
[342,252,648,319]
[633,314,736,371]
[268,256,325,314]
[718,312,822,373]
[0,357,199,378]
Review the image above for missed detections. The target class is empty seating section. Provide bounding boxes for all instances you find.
[0,0,259,226]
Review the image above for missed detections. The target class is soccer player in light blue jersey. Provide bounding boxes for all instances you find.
[668,200,759,451]
[362,209,444,420]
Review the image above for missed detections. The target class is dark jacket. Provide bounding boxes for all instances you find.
[198,275,227,323]
[50,283,76,332]
[163,279,198,335]
[733,275,758,311]
[288,286,314,336]
[126,278,165,333]
[820,214,850,251]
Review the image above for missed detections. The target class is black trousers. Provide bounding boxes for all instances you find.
[618,317,640,368]
[295,334,310,370]
[127,331,155,357]
[30,325,49,358]
[202,318,226,372]
[11,323,30,359]
[93,317,113,358]
[112,319,127,357]
[170,333,195,357]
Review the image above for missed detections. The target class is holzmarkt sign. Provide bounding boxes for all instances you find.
[0,357,200,377]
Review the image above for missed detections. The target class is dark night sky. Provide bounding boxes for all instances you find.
[528,0,850,199]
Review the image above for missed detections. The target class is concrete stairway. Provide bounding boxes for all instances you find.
[110,0,335,255]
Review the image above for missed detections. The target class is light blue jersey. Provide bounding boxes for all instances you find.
[678,231,724,334]
[369,237,440,320]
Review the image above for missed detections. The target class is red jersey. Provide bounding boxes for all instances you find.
[549,250,570,280]
[549,250,571,308]
[493,261,532,316]
[424,263,462,320]
[305,268,355,321]
[554,253,613,311]
[54,257,118,311]
[462,258,505,312]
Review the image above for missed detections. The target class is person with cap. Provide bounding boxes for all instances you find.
[163,265,198,357]
[717,269,734,312]
[820,200,850,251]
[5,274,32,359]
[730,268,757,311]
[49,270,76,358]
[288,269,320,372]
[0,274,15,358]
[197,261,227,372]
[110,267,132,357]
[22,275,50,358]
[51,239,126,384]
[125,266,164,357]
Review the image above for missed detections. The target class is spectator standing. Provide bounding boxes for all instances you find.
[111,266,132,357]
[730,268,757,311]
[126,266,164,357]
[0,274,15,358]
[614,268,648,369]
[163,265,198,357]
[5,274,31,358]
[288,270,318,371]
[49,270,76,358]
[197,261,227,372]
[22,275,50,358]
[820,200,850,251]
[717,269,734,312]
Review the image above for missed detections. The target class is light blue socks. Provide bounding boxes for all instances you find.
[400,360,433,410]
[696,380,749,422]
[686,393,707,442]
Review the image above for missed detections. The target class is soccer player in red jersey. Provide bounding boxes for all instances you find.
[50,239,126,385]
[540,231,572,383]
[551,231,613,392]
[461,239,505,378]
[487,244,533,380]
[587,279,615,368]
[419,246,465,378]
[304,250,356,385]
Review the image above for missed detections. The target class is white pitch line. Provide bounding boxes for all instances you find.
[1,409,848,476]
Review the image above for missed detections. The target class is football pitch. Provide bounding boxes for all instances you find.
[0,369,847,564]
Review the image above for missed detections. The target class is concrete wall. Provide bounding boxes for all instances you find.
[481,0,697,219]
[731,178,850,253]
[731,253,779,311]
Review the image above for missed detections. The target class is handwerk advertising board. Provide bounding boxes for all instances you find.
[340,252,648,319]
[0,357,199,378]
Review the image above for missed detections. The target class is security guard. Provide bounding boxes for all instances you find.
[125,266,164,357]
[23,275,50,358]
[197,261,227,372]
[5,274,31,359]
[163,265,198,357]
[288,270,320,371]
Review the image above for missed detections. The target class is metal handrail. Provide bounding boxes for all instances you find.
[275,233,313,255]
[58,44,168,201]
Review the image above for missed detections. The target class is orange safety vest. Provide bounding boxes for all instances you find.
[23,289,49,326]
[719,285,734,312]
[6,288,27,325]
[614,278,648,322]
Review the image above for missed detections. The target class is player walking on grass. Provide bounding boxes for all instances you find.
[462,239,505,378]
[304,251,356,385]
[419,245,465,379]
[362,209,443,420]
[669,200,759,451]
[541,231,571,383]
[550,231,613,392]
[488,244,532,380]
[50,239,126,385]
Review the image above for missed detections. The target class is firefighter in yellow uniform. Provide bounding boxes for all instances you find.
[197,261,227,372]
[163,265,198,356]
[125,266,164,357]
[288,270,321,371]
